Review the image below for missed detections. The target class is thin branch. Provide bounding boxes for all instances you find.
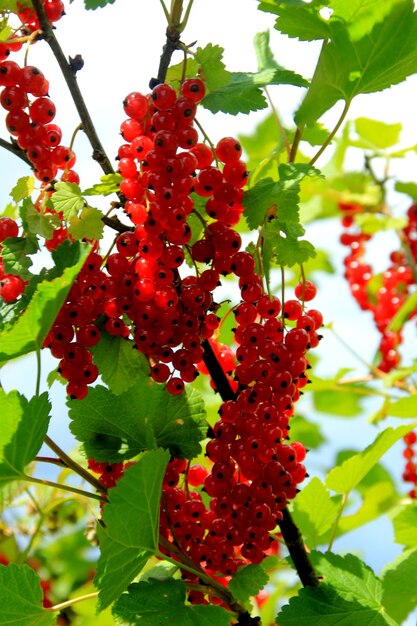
[48,591,99,613]
[309,101,350,166]
[289,125,304,163]
[158,0,170,22]
[0,137,32,167]
[23,474,104,502]
[44,434,107,495]
[31,0,115,175]
[35,456,66,466]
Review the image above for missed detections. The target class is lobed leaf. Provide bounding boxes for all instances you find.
[228,564,268,605]
[0,563,57,625]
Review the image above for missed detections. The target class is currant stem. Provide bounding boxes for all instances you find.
[44,434,107,495]
[158,0,170,22]
[35,347,41,396]
[309,100,351,166]
[23,474,105,502]
[289,125,304,163]
[48,591,99,612]
[327,493,347,551]
[31,0,115,175]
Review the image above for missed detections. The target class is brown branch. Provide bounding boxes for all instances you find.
[0,137,32,167]
[31,0,115,176]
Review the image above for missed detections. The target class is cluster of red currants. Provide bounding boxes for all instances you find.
[402,431,417,499]
[339,201,416,373]
[0,216,26,302]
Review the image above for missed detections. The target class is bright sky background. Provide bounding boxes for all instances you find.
[2,1,417,612]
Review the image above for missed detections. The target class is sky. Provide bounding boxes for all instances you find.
[1,0,417,612]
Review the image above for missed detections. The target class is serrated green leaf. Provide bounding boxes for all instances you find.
[0,563,57,626]
[83,173,123,197]
[83,0,115,9]
[10,176,34,202]
[165,58,199,86]
[195,44,230,92]
[1,235,37,279]
[277,582,398,626]
[68,380,207,462]
[68,206,104,240]
[228,564,268,604]
[275,6,331,41]
[292,478,340,546]
[330,0,405,42]
[311,552,386,610]
[0,242,90,364]
[296,2,417,125]
[392,503,417,547]
[395,180,417,201]
[272,231,316,268]
[381,549,417,622]
[0,392,51,485]
[354,118,402,150]
[326,424,417,494]
[102,449,169,552]
[50,182,84,221]
[91,333,149,395]
[23,201,60,239]
[244,178,279,230]
[386,393,417,417]
[95,525,151,612]
[203,66,307,116]
[112,579,231,626]
[338,482,397,537]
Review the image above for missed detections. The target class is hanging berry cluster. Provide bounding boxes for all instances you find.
[402,431,417,499]
[0,216,26,302]
[339,201,416,373]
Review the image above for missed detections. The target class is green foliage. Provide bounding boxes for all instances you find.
[291,477,341,547]
[326,424,416,494]
[10,176,34,202]
[0,563,57,625]
[195,44,230,92]
[67,205,104,240]
[91,333,149,395]
[386,393,417,417]
[392,503,417,548]
[228,564,269,604]
[289,415,326,449]
[50,182,84,221]
[0,242,90,364]
[354,118,402,150]
[22,200,60,239]
[1,235,37,279]
[381,549,417,623]
[279,552,398,625]
[0,389,23,458]
[68,379,207,462]
[0,392,51,485]
[83,173,122,196]
[83,0,116,9]
[112,579,231,625]
[296,1,417,125]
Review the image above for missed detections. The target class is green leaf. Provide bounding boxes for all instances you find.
[0,563,57,626]
[0,242,90,364]
[354,213,407,235]
[1,202,18,218]
[338,481,398,536]
[91,334,149,395]
[68,380,207,462]
[388,291,417,333]
[68,206,104,240]
[275,6,331,41]
[10,176,34,202]
[312,387,363,417]
[195,44,230,92]
[166,58,199,86]
[354,118,402,150]
[326,424,416,494]
[291,478,340,546]
[277,583,398,626]
[0,24,12,41]
[112,579,231,626]
[392,503,417,547]
[381,549,417,622]
[102,449,169,551]
[270,229,317,268]
[330,0,405,41]
[312,551,387,608]
[1,235,37,279]
[0,390,22,459]
[244,178,279,230]
[0,392,51,484]
[83,0,115,9]
[50,182,84,221]
[95,525,151,612]
[83,173,122,197]
[203,66,307,116]
[23,201,60,239]
[386,393,417,417]
[395,180,417,201]
[228,564,268,604]
[289,415,326,449]
[296,2,417,125]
